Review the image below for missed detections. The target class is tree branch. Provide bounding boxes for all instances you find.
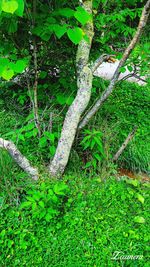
[78,0,150,129]
[0,138,38,180]
[91,54,115,73]
[112,126,138,162]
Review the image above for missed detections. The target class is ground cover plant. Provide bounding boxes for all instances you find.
[0,172,150,267]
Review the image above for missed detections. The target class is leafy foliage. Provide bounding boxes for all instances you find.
[0,176,149,266]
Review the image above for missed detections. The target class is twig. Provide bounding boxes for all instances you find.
[112,126,138,162]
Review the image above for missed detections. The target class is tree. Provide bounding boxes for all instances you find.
[0,0,150,179]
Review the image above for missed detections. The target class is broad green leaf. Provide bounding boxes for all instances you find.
[45,213,53,222]
[2,0,18,14]
[136,193,144,204]
[44,132,55,142]
[53,24,67,39]
[39,136,47,148]
[134,216,145,224]
[56,94,66,105]
[53,183,68,195]
[20,201,32,209]
[126,179,139,187]
[2,68,14,80]
[74,6,91,25]
[85,161,92,168]
[49,145,56,156]
[15,0,24,16]
[66,96,74,105]
[127,65,133,72]
[120,67,126,73]
[56,8,75,18]
[14,59,27,73]
[38,201,45,208]
[0,58,9,75]
[67,27,83,45]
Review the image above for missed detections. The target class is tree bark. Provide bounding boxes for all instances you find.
[49,0,94,177]
[113,126,138,162]
[78,0,150,129]
[0,138,38,180]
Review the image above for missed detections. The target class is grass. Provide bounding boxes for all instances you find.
[0,170,149,267]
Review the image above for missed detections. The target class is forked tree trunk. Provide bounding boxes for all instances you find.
[1,1,149,180]
[49,0,94,177]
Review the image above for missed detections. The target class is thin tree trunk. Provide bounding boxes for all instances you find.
[113,126,138,162]
[0,138,38,180]
[32,0,41,137]
[49,0,94,177]
[78,0,150,129]
[33,39,41,137]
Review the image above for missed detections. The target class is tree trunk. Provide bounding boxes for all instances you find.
[78,0,150,129]
[49,0,94,177]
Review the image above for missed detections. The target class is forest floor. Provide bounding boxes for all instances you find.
[118,168,150,182]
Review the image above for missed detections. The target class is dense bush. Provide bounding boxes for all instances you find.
[0,175,149,266]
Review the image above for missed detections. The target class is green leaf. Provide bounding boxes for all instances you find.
[2,0,18,14]
[56,8,75,18]
[134,216,145,224]
[91,139,96,149]
[20,201,32,209]
[127,65,133,72]
[39,136,47,148]
[74,6,91,25]
[8,20,18,33]
[2,68,14,80]
[56,94,66,105]
[44,132,55,142]
[53,24,67,39]
[45,213,53,222]
[38,201,45,208]
[126,179,139,187]
[39,71,47,79]
[136,193,144,204]
[15,0,24,16]
[120,67,126,73]
[49,145,56,156]
[94,153,102,161]
[14,59,27,73]
[67,27,83,45]
[85,161,92,168]
[66,96,74,106]
[53,183,68,195]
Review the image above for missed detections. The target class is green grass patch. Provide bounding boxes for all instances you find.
[0,175,149,266]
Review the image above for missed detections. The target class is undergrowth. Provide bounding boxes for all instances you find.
[0,172,149,267]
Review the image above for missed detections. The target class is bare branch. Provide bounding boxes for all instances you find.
[112,126,138,162]
[91,54,115,73]
[0,138,38,180]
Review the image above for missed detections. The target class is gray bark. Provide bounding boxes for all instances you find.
[78,0,150,129]
[49,0,94,177]
[91,54,115,74]
[0,138,38,180]
[113,126,138,162]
